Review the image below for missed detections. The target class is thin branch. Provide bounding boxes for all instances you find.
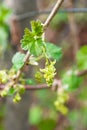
[0,84,50,91]
[25,84,50,90]
[0,69,87,91]
[14,51,30,83]
[43,0,64,29]
[25,69,87,90]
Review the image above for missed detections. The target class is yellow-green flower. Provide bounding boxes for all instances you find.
[40,60,56,86]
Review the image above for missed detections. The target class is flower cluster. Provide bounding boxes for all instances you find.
[40,60,56,86]
[54,91,69,115]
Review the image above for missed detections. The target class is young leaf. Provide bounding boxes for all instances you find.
[12,52,25,71]
[21,26,43,56]
[45,42,62,61]
[30,38,41,56]
[21,28,34,51]
[31,20,43,36]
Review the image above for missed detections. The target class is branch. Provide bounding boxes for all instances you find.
[2,0,86,92]
[0,69,87,91]
[43,0,64,29]
[0,84,50,91]
[13,51,30,83]
[25,84,50,90]
[6,0,64,88]
[8,0,84,90]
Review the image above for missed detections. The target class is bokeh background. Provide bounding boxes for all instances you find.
[0,0,87,130]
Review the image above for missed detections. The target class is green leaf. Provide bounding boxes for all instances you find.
[30,39,43,56]
[21,28,34,51]
[31,20,43,36]
[21,25,43,56]
[45,42,62,60]
[62,70,82,91]
[76,46,87,70]
[12,52,25,71]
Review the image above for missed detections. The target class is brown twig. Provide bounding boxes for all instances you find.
[0,69,87,91]
[25,84,50,90]
[44,0,64,29]
[0,84,50,91]
[13,51,30,83]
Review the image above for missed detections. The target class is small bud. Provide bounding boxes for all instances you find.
[0,90,8,97]
[13,93,21,103]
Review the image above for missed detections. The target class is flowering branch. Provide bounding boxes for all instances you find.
[9,0,64,88]
[0,69,87,91]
